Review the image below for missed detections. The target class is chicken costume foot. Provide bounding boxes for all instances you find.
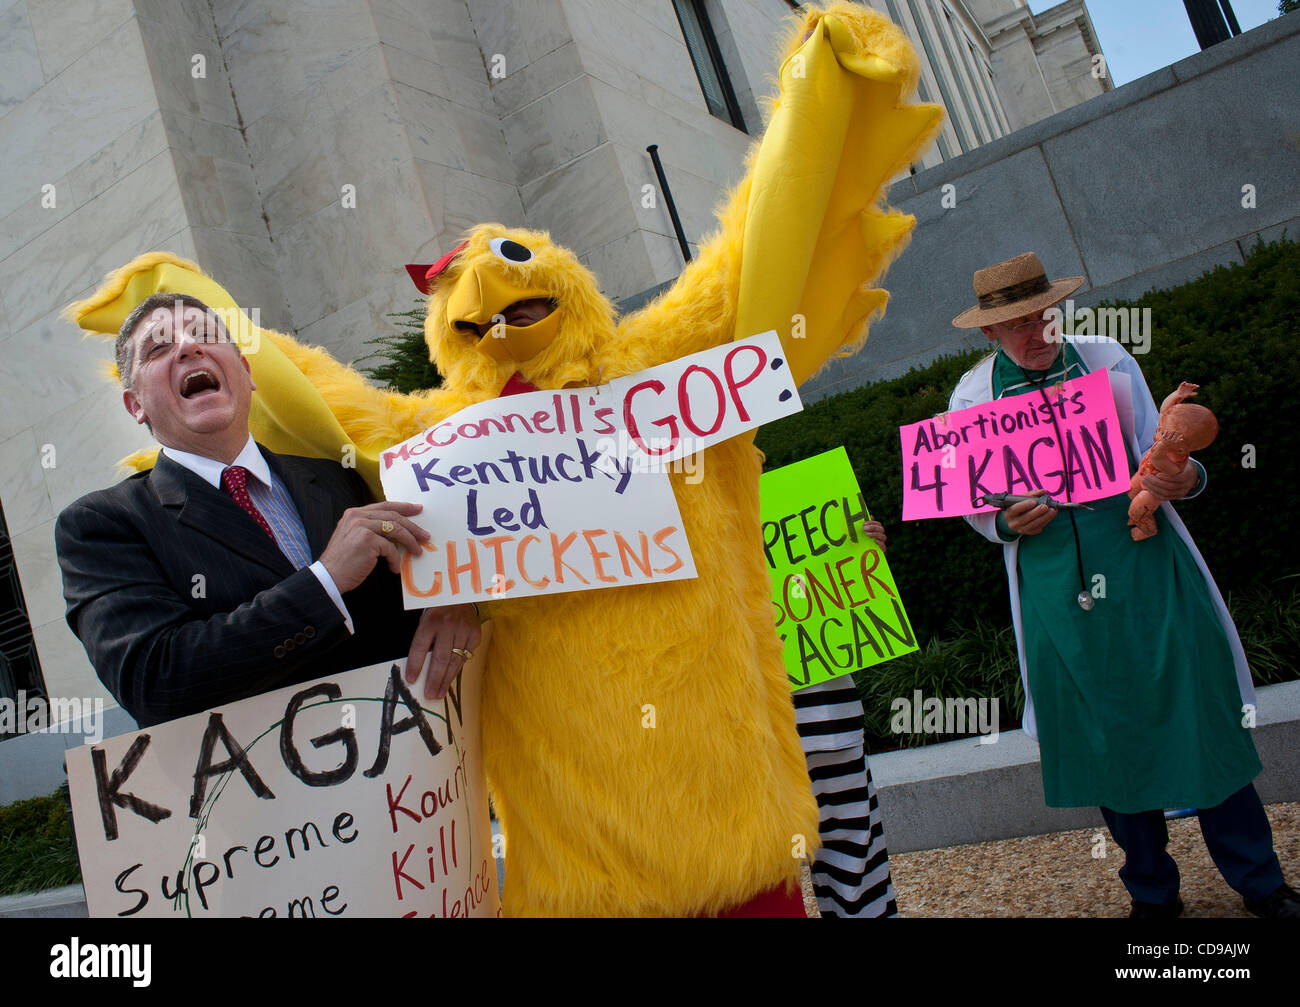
[69,3,941,916]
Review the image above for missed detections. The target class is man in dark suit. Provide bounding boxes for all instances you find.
[56,293,479,728]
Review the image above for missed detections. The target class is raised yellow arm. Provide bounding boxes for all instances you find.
[616,2,942,385]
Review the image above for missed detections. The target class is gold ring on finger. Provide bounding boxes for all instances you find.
[451,647,473,660]
[380,520,395,535]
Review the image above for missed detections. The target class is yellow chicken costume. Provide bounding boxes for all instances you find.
[70,3,940,916]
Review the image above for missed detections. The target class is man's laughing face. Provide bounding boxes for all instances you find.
[122,303,256,456]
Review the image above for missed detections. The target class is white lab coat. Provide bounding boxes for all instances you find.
[947,335,1256,740]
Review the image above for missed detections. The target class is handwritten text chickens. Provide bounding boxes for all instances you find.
[380,332,803,607]
[900,370,1130,520]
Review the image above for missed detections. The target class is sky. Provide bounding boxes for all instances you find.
[1029,0,1288,86]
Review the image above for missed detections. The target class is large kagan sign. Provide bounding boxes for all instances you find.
[65,647,499,919]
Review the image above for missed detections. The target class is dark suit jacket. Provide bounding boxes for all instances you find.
[55,447,422,727]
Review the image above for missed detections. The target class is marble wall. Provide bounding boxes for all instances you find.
[985,21,1056,129]
[1033,14,1106,111]
[0,0,300,715]
[484,0,793,304]
[2,0,178,709]
[982,0,1109,132]
[217,0,519,360]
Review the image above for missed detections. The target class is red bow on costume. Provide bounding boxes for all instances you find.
[499,372,538,397]
[405,240,469,294]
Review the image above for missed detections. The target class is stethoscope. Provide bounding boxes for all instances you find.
[996,355,1096,613]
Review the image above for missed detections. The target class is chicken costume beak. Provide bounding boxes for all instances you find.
[445,262,560,363]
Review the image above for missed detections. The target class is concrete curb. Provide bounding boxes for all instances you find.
[872,680,1300,853]
[0,884,86,919]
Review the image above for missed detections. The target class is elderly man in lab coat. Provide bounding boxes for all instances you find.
[948,252,1296,919]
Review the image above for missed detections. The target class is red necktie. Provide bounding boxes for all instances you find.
[221,465,275,539]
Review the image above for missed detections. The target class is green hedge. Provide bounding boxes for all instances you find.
[0,789,69,841]
[0,789,80,896]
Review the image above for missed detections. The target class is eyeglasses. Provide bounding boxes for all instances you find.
[994,316,1047,337]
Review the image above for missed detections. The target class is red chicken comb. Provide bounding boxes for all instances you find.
[405,240,469,294]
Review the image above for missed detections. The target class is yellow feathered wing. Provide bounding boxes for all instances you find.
[620,4,942,385]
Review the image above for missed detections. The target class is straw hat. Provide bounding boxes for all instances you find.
[951,252,1085,328]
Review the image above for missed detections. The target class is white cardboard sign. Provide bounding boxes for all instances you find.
[380,332,801,608]
[65,649,499,919]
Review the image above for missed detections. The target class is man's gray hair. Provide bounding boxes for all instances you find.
[116,293,231,390]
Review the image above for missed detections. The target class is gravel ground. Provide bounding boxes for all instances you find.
[801,802,1299,918]
[890,802,1299,918]
[800,864,820,917]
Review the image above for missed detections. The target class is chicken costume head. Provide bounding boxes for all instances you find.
[68,2,941,916]
[416,225,612,394]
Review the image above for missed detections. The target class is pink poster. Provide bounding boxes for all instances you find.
[900,369,1130,520]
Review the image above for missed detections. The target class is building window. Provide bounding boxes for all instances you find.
[916,78,953,161]
[0,501,45,739]
[885,0,953,161]
[934,2,990,144]
[984,61,1012,134]
[672,0,748,132]
[902,0,972,153]
[964,36,1002,140]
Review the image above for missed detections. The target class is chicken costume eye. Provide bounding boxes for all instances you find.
[490,238,532,263]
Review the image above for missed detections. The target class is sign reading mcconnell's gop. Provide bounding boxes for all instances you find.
[380,332,802,608]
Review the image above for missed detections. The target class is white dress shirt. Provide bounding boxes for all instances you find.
[162,435,354,633]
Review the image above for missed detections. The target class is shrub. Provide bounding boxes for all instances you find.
[0,791,68,842]
[854,620,1022,752]
[0,788,80,896]
[1228,577,1300,686]
[357,303,443,391]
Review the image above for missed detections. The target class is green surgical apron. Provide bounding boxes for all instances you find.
[992,347,1260,813]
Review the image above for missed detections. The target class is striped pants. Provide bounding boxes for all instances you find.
[796,679,899,918]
